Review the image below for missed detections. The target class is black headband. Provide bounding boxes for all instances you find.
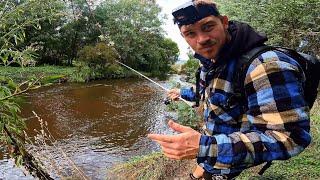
[172,1,220,26]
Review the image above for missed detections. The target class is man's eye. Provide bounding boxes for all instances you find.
[203,24,214,31]
[185,31,196,37]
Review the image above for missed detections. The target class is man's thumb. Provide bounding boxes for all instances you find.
[168,120,191,133]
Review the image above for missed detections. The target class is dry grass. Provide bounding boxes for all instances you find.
[108,152,195,180]
[24,111,89,180]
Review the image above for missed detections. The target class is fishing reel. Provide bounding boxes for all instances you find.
[163,97,172,105]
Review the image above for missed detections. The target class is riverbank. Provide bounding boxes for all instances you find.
[109,100,320,179]
[0,65,167,84]
[0,65,144,83]
[0,66,76,83]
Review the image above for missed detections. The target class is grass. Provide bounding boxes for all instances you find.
[0,65,165,84]
[109,99,320,180]
[0,65,76,83]
[108,152,195,180]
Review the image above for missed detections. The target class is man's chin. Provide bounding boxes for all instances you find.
[197,49,216,59]
[200,53,216,60]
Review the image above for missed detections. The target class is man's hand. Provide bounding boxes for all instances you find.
[167,88,181,101]
[148,120,201,160]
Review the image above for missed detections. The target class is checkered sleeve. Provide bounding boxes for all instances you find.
[197,51,311,174]
[180,87,196,101]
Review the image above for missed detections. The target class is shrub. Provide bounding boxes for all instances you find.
[69,64,92,82]
[74,42,120,81]
[106,64,125,78]
[77,42,118,69]
[181,58,199,84]
[166,101,200,129]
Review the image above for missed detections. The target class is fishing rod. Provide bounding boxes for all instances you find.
[115,60,194,107]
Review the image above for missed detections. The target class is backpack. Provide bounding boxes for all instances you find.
[234,46,320,175]
[234,45,320,109]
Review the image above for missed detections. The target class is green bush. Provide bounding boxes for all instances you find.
[77,42,118,68]
[106,64,125,78]
[166,101,200,129]
[181,58,199,84]
[74,42,120,81]
[215,0,319,55]
[69,64,92,82]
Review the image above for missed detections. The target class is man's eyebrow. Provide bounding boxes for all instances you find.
[181,26,194,34]
[182,24,193,29]
[202,20,217,25]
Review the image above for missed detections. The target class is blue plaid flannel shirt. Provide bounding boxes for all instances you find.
[180,50,311,174]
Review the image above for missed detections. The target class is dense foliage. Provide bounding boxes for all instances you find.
[215,0,320,55]
[0,78,25,137]
[0,0,64,66]
[166,101,200,129]
[74,42,119,81]
[1,0,179,79]
[0,0,64,140]
[96,0,179,78]
[181,51,199,84]
[0,1,67,177]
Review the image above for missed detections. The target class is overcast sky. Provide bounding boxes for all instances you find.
[156,0,190,60]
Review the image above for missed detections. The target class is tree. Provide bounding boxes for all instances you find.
[215,0,319,55]
[144,37,179,77]
[0,0,64,66]
[18,0,101,66]
[58,0,102,65]
[0,1,63,178]
[95,0,179,75]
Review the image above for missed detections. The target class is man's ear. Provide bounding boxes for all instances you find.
[221,16,229,29]
[180,32,185,38]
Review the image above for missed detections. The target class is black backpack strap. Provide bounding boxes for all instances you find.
[258,161,273,176]
[233,45,275,106]
[234,46,276,176]
[195,66,202,107]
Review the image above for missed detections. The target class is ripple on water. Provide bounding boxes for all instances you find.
[1,78,179,179]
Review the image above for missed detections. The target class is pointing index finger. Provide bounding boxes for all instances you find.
[147,134,176,143]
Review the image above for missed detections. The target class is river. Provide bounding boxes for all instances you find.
[0,77,182,179]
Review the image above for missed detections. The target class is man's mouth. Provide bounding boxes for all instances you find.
[200,40,218,51]
[201,44,215,51]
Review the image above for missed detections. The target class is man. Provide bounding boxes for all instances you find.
[148,0,311,179]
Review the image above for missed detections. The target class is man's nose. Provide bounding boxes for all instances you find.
[197,32,210,45]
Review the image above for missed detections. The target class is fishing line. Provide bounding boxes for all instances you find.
[115,60,194,107]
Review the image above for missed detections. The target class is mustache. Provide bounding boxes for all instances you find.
[199,39,218,48]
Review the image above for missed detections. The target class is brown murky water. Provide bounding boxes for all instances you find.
[0,78,176,179]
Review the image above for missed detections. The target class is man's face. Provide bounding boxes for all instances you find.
[180,15,229,60]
